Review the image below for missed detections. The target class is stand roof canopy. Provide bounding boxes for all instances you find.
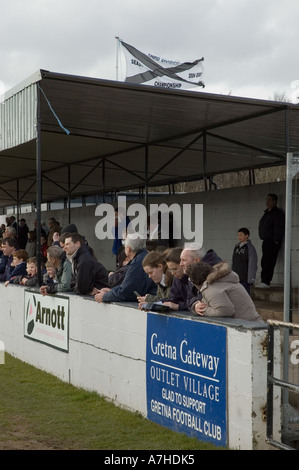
[0,69,297,208]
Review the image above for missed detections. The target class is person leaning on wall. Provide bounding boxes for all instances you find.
[94,233,157,303]
[136,250,173,306]
[162,247,189,311]
[256,193,285,288]
[187,261,264,322]
[63,232,108,296]
[180,243,222,313]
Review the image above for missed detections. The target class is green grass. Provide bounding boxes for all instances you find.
[0,354,222,450]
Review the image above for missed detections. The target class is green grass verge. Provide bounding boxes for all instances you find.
[0,354,223,450]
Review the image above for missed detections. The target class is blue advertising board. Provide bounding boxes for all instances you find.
[146,313,227,447]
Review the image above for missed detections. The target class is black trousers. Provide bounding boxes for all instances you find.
[261,239,281,285]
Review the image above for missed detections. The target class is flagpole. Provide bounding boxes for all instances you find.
[115,36,120,81]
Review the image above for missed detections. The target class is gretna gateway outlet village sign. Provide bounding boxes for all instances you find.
[146,313,227,447]
[24,291,69,352]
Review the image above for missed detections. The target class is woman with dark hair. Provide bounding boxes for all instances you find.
[137,250,173,305]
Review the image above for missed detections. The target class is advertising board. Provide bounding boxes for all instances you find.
[24,290,69,352]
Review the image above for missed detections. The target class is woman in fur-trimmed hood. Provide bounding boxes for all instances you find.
[186,262,264,322]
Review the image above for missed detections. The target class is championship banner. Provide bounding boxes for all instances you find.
[119,40,205,90]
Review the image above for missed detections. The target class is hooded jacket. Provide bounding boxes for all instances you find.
[232,239,258,284]
[197,262,263,322]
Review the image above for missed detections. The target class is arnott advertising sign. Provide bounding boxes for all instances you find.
[24,291,69,352]
[146,313,227,447]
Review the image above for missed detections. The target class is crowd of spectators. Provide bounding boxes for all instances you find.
[0,213,264,322]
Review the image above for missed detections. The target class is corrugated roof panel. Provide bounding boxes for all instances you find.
[0,83,37,151]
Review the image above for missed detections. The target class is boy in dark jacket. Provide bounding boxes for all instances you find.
[162,247,189,311]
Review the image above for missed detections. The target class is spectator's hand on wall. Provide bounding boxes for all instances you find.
[94,288,111,303]
[162,301,179,310]
[40,285,49,296]
[193,301,207,316]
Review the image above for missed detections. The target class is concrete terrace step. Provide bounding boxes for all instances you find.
[252,285,284,303]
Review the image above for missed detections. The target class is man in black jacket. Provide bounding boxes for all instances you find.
[64,233,108,295]
[257,193,285,288]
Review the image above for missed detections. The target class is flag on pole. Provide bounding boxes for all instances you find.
[119,40,205,90]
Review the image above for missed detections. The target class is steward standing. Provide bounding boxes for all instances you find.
[257,193,285,288]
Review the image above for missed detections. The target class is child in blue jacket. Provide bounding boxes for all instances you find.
[4,250,28,286]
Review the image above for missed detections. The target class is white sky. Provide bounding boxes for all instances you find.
[1,0,299,101]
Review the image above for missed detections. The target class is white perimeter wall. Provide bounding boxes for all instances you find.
[0,284,281,450]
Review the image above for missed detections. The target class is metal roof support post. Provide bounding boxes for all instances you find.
[16,179,20,223]
[282,107,291,428]
[102,158,106,203]
[283,110,291,394]
[203,132,208,190]
[283,110,291,324]
[249,168,255,185]
[282,152,299,438]
[284,154,299,314]
[36,83,42,286]
[285,108,291,323]
[283,155,293,338]
[67,164,71,223]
